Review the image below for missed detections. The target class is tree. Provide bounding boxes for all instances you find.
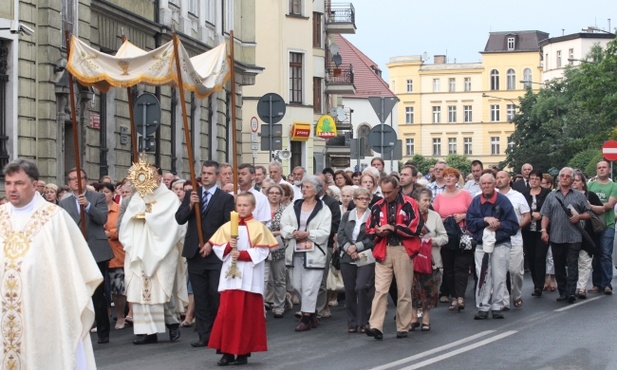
[445,154,472,175]
[405,154,437,175]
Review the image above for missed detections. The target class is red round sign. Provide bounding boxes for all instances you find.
[250,116,259,133]
[602,140,617,161]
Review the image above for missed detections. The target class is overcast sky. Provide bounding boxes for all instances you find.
[345,0,617,80]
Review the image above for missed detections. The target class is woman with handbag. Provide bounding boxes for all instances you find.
[572,171,603,299]
[432,167,473,311]
[410,188,448,331]
[522,169,552,297]
[337,187,375,333]
[280,176,332,331]
[264,184,288,318]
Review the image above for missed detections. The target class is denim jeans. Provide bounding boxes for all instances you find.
[592,227,614,289]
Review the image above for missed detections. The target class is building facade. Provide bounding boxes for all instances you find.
[389,30,547,167]
[0,0,259,186]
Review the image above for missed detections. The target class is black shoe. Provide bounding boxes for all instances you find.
[567,295,576,303]
[492,311,505,319]
[365,327,383,340]
[191,337,208,347]
[167,324,181,342]
[133,334,158,345]
[233,355,248,366]
[217,354,235,367]
[97,336,109,344]
[531,289,542,297]
[474,311,489,320]
[396,331,408,339]
[556,295,568,302]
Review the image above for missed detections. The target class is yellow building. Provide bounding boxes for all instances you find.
[388,31,547,168]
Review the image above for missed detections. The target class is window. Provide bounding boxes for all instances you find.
[506,68,516,90]
[449,78,456,92]
[405,106,414,124]
[507,135,514,150]
[289,0,302,15]
[405,138,415,156]
[506,104,516,121]
[188,0,197,14]
[448,138,457,154]
[448,106,456,123]
[491,136,500,155]
[490,69,499,90]
[464,137,473,155]
[406,79,413,92]
[432,138,441,156]
[545,53,549,69]
[569,48,574,65]
[289,52,303,104]
[556,50,562,67]
[222,0,233,33]
[433,78,440,92]
[464,77,471,91]
[432,106,441,123]
[507,37,515,50]
[312,13,322,48]
[463,105,472,122]
[61,0,75,49]
[490,104,500,122]
[522,68,532,88]
[205,0,215,24]
[313,77,322,114]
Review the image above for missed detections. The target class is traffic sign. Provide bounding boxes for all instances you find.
[134,93,161,136]
[250,116,259,133]
[257,93,286,124]
[368,124,398,154]
[602,140,617,161]
[368,96,399,124]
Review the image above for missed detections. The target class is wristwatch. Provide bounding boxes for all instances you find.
[540,229,547,233]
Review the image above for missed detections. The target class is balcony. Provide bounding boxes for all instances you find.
[325,64,355,95]
[326,3,356,34]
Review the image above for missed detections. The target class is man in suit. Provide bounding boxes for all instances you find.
[513,163,533,193]
[60,168,114,344]
[175,160,235,347]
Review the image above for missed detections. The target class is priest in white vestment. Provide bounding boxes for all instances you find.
[0,159,103,369]
[119,164,188,345]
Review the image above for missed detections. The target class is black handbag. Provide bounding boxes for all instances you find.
[443,216,462,251]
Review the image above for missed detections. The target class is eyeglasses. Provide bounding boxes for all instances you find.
[354,197,370,201]
[268,192,281,195]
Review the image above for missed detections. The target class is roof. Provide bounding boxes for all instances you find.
[539,32,615,47]
[482,30,550,53]
[419,63,483,71]
[335,35,396,99]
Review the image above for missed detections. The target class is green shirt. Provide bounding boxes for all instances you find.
[587,180,617,228]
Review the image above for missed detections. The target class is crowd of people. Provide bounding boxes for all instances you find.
[2,154,616,368]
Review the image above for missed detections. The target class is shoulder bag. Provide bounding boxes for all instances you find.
[413,239,433,274]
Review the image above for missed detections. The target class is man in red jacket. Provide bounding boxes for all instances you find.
[365,176,423,340]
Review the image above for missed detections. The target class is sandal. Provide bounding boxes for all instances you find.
[409,322,420,331]
[448,299,458,311]
[421,323,430,331]
[359,325,367,334]
[439,296,449,303]
[513,298,523,308]
[348,327,357,333]
[457,298,465,311]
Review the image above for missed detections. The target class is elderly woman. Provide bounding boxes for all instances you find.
[264,184,288,318]
[337,187,375,333]
[340,185,356,214]
[280,176,332,331]
[432,167,473,311]
[360,173,382,208]
[410,188,448,331]
[44,183,59,204]
[171,179,187,202]
[98,182,127,329]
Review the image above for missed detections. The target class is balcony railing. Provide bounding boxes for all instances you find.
[326,3,356,34]
[326,132,352,147]
[325,64,355,94]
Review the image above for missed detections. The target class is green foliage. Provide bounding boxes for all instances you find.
[568,149,601,177]
[405,154,437,175]
[505,39,617,172]
[445,154,472,175]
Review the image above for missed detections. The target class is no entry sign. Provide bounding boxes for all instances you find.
[602,140,617,161]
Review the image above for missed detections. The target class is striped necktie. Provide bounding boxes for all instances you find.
[201,191,210,214]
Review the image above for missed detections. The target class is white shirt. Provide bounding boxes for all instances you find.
[503,188,530,248]
[243,187,271,223]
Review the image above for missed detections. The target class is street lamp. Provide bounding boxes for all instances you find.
[482,93,518,121]
[519,80,546,89]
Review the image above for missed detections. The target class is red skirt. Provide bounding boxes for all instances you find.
[208,290,268,354]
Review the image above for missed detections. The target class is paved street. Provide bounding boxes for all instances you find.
[94,273,617,370]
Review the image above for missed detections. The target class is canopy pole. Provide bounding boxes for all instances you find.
[120,34,139,162]
[229,30,238,196]
[172,33,204,248]
[65,30,87,236]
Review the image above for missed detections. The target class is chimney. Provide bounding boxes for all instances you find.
[434,55,446,64]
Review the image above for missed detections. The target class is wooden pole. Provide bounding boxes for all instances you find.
[172,33,204,248]
[120,34,139,162]
[65,30,87,236]
[229,31,238,196]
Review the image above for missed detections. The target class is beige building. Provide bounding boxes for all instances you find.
[389,31,547,167]
[0,0,259,186]
[242,0,355,175]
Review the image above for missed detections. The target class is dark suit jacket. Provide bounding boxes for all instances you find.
[60,190,114,262]
[175,186,235,270]
[321,194,341,249]
[512,178,529,193]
